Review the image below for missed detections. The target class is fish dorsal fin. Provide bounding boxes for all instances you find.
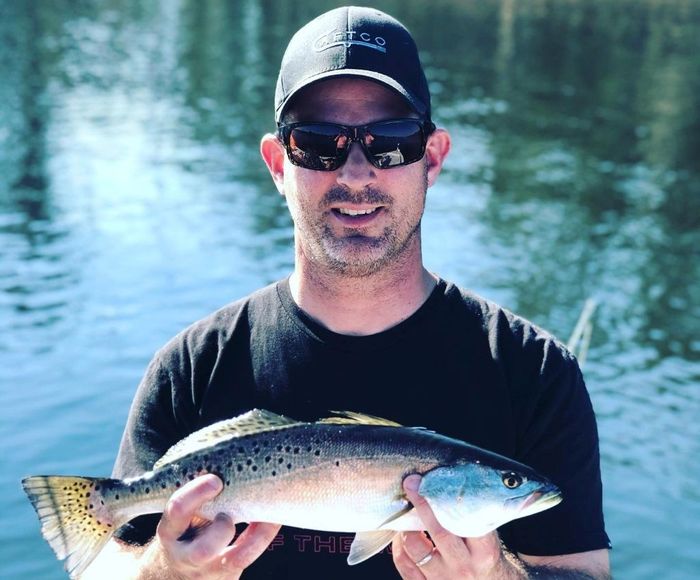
[153,409,300,469]
[319,410,403,427]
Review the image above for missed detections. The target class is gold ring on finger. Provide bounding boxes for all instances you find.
[414,547,436,568]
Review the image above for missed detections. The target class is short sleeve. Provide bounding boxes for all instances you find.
[499,342,611,555]
[111,355,183,544]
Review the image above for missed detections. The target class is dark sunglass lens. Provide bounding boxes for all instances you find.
[365,121,425,168]
[288,124,347,170]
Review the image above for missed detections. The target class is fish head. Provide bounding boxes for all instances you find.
[418,460,562,537]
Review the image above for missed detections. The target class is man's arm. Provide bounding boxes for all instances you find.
[520,550,610,579]
[80,475,280,580]
[393,475,610,580]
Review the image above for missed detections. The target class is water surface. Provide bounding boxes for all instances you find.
[1,1,699,578]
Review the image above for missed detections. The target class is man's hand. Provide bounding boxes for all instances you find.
[392,475,525,579]
[145,474,281,579]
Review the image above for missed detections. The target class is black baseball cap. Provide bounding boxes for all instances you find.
[274,6,431,123]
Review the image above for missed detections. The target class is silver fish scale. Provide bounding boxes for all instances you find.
[187,423,457,527]
[140,423,459,504]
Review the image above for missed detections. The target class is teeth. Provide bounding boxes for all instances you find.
[338,208,377,216]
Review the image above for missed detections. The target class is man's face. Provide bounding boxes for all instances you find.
[278,78,431,278]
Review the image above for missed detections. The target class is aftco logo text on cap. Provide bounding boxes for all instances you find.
[313,29,387,53]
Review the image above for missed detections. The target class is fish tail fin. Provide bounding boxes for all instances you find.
[22,475,123,578]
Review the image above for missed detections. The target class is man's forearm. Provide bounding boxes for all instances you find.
[523,564,611,579]
[502,547,611,580]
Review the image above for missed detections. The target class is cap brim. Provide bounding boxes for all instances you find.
[275,69,429,122]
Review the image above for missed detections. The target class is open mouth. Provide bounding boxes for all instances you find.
[331,206,384,225]
[335,207,380,216]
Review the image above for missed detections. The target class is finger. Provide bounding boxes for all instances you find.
[392,534,428,580]
[463,531,502,570]
[399,531,435,567]
[158,474,224,544]
[403,475,466,560]
[181,513,237,567]
[220,522,282,572]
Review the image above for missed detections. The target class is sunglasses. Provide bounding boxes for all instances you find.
[277,118,436,171]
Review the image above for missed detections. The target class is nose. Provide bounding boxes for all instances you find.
[336,142,377,189]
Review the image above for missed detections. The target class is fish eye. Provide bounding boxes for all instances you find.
[502,472,523,489]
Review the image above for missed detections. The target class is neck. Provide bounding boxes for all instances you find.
[289,257,437,336]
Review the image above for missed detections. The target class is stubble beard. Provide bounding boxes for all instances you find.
[299,172,428,279]
[318,220,419,278]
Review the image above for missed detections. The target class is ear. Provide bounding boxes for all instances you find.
[424,128,451,188]
[260,133,287,195]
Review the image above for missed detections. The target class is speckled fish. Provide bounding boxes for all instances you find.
[22,409,562,577]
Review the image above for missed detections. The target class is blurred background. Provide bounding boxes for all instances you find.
[1,0,698,577]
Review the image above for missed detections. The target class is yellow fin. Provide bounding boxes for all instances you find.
[154,409,301,469]
[319,410,403,427]
[348,530,398,565]
[22,475,121,578]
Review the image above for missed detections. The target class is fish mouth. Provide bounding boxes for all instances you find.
[508,484,563,514]
[522,489,562,511]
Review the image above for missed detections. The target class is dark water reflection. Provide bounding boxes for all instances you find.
[1,1,699,578]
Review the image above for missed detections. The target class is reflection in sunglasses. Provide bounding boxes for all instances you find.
[278,119,434,171]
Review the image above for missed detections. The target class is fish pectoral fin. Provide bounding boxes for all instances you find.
[347,530,397,565]
[378,504,414,528]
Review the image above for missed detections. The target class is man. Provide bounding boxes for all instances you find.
[83,6,610,579]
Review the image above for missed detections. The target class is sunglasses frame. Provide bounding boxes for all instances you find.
[277,118,436,171]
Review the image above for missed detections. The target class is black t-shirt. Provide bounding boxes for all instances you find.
[113,278,610,578]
